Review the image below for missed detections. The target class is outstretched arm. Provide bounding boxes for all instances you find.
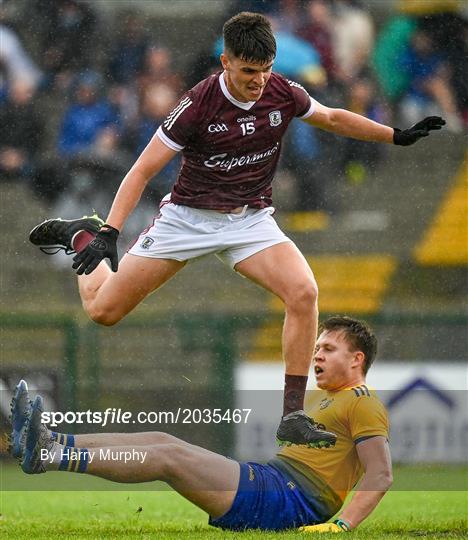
[303,101,445,146]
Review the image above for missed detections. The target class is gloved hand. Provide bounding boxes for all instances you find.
[393,116,445,146]
[300,519,351,533]
[72,225,119,275]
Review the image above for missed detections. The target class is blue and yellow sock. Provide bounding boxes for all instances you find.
[57,446,89,473]
[51,432,75,447]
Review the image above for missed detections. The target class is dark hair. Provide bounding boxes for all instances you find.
[320,316,377,374]
[223,12,276,64]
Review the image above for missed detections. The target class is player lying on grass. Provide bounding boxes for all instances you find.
[11,316,392,532]
[26,11,432,449]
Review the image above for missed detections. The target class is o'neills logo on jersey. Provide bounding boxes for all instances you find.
[237,115,256,123]
[203,143,279,172]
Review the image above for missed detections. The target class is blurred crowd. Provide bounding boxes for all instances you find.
[1,0,466,229]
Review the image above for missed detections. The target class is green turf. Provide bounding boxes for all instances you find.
[1,464,467,539]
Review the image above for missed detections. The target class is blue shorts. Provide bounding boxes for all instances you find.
[209,462,324,531]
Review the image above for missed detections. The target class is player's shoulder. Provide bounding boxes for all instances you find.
[346,385,388,416]
[164,73,219,129]
[188,72,222,103]
[269,72,309,97]
[350,384,372,398]
[340,385,386,407]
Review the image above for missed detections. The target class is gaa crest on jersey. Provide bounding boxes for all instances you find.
[141,237,154,249]
[269,110,282,127]
[208,123,228,133]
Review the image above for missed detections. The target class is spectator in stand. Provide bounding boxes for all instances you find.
[282,116,323,211]
[372,15,417,104]
[341,76,389,184]
[332,0,375,82]
[0,81,44,181]
[53,125,133,228]
[417,12,468,126]
[138,45,185,98]
[398,29,462,133]
[108,10,149,85]
[126,82,181,208]
[133,84,177,157]
[51,71,125,229]
[131,44,185,156]
[274,0,302,34]
[57,71,121,158]
[36,0,97,89]
[298,0,343,86]
[0,24,43,98]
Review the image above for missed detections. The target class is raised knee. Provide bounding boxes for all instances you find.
[87,304,122,326]
[285,279,318,310]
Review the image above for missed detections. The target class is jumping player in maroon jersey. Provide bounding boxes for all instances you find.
[30,12,444,447]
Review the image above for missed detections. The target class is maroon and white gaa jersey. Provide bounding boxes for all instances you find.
[156,71,315,211]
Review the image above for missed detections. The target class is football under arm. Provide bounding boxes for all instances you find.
[338,435,393,529]
[105,135,178,231]
[302,100,394,144]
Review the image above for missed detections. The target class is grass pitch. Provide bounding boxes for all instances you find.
[1,464,466,539]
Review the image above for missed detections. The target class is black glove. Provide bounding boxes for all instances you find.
[393,116,445,146]
[72,225,119,275]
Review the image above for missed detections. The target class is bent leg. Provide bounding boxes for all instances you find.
[78,254,186,325]
[235,241,318,376]
[87,442,239,518]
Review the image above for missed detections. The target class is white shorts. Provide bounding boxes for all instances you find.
[128,195,291,269]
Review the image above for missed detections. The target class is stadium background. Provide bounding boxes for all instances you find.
[1,0,467,493]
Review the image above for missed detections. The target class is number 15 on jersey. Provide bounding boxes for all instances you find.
[240,122,255,136]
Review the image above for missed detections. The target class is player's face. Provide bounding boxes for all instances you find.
[221,53,274,102]
[313,330,365,391]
